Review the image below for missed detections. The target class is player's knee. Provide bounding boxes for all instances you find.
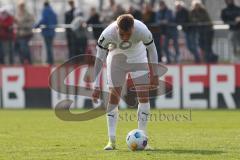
[138,97,149,103]
[136,90,149,103]
[109,88,121,104]
[109,95,120,104]
[138,98,149,103]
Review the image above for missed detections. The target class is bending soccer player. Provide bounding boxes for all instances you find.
[92,14,159,150]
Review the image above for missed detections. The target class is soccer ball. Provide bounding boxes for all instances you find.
[126,129,148,151]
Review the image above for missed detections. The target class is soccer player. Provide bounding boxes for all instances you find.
[92,14,159,150]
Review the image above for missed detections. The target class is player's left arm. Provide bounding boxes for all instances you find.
[142,29,159,86]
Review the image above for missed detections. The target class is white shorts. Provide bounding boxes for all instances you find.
[106,51,150,88]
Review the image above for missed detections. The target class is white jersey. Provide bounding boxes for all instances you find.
[97,20,153,62]
[94,19,158,87]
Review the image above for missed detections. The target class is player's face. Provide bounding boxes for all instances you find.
[118,28,134,42]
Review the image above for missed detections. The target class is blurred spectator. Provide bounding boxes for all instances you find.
[142,3,162,62]
[190,0,218,63]
[101,0,116,24]
[127,6,142,21]
[142,3,155,24]
[0,6,15,64]
[65,0,76,59]
[156,1,180,64]
[112,4,125,20]
[221,0,240,57]
[87,7,102,41]
[15,1,34,64]
[175,0,200,63]
[35,1,57,64]
[71,10,88,56]
[102,1,125,23]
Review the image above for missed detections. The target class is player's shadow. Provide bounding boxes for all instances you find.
[119,148,225,155]
[145,148,225,155]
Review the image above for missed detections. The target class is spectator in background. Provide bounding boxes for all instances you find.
[35,1,57,64]
[127,5,142,21]
[15,1,34,64]
[156,1,180,64]
[175,0,200,63]
[112,4,125,20]
[102,1,125,23]
[71,10,88,56]
[87,7,102,41]
[65,0,76,59]
[221,0,240,57]
[0,6,14,64]
[101,0,116,24]
[190,0,218,63]
[142,3,162,62]
[142,3,156,24]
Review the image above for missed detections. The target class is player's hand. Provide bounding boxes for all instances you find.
[92,87,101,103]
[148,64,159,87]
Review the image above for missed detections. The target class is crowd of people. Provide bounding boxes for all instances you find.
[0,0,239,65]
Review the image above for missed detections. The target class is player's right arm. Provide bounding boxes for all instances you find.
[92,31,110,102]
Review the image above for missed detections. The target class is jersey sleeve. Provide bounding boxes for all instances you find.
[140,26,154,46]
[139,23,159,77]
[94,29,111,88]
[95,27,113,61]
[97,30,111,50]
[139,25,158,64]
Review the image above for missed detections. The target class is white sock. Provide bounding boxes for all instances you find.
[106,103,118,142]
[137,103,150,134]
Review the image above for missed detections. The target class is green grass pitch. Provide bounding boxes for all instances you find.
[0,109,240,160]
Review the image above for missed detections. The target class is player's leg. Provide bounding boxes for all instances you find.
[130,58,152,149]
[104,87,122,150]
[130,68,150,135]
[128,51,150,134]
[135,86,150,135]
[134,83,152,150]
[104,54,126,150]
